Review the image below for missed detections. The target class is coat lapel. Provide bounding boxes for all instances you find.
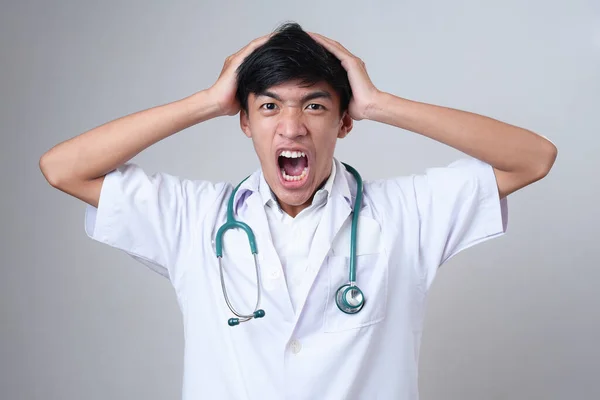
[292,159,354,318]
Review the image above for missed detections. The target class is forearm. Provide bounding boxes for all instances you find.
[40,90,220,185]
[367,91,556,174]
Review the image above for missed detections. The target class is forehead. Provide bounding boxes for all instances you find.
[251,80,339,102]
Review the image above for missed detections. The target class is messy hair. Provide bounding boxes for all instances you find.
[236,22,352,115]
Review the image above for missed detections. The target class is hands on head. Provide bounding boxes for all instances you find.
[206,30,382,121]
[307,32,381,121]
[206,34,272,117]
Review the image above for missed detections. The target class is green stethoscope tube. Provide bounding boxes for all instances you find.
[216,162,365,326]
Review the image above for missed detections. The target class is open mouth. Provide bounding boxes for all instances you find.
[278,150,309,183]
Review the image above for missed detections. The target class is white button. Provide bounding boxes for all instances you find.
[289,339,302,354]
[293,275,303,285]
[292,228,301,241]
[269,270,281,280]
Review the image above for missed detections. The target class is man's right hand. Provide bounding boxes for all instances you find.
[207,34,271,117]
[40,33,272,208]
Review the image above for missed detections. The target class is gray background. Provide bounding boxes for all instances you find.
[2,0,599,399]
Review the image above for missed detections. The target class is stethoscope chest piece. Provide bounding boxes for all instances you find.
[335,283,365,314]
[219,162,366,326]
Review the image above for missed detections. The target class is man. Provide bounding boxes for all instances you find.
[40,22,556,400]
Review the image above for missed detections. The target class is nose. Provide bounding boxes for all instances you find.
[277,108,308,139]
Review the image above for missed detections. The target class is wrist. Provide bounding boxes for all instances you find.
[363,90,388,122]
[365,91,408,125]
[186,90,224,122]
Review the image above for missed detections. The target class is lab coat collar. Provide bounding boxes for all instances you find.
[258,158,341,213]
[232,157,353,215]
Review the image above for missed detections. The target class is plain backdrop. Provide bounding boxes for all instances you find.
[2,1,599,399]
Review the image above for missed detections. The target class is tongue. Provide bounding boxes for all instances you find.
[281,157,307,176]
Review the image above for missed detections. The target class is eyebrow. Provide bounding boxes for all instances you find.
[256,90,332,103]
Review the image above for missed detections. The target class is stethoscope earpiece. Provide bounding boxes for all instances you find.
[218,162,365,327]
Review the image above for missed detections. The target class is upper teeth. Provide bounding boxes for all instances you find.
[280,151,306,158]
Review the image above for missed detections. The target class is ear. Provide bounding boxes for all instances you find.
[337,111,353,139]
[240,109,252,138]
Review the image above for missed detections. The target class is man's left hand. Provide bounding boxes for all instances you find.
[309,32,381,121]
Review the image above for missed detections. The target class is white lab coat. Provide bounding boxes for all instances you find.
[85,157,508,400]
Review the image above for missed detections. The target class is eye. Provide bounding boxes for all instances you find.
[306,104,324,111]
[260,103,277,110]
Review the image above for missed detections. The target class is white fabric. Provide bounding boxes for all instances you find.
[84,157,508,400]
[258,160,338,312]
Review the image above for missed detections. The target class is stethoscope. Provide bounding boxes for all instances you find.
[216,163,365,327]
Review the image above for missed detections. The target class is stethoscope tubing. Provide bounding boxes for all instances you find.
[216,162,365,326]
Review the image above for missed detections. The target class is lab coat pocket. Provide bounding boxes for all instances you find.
[324,217,388,333]
[324,254,388,332]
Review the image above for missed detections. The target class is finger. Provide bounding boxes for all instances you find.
[309,32,353,60]
[232,34,271,60]
[309,32,341,51]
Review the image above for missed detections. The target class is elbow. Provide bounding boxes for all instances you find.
[39,151,64,188]
[533,139,558,180]
[542,141,558,178]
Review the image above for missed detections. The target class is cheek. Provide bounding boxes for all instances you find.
[312,115,345,139]
[248,124,275,161]
[309,120,341,147]
[251,135,269,156]
[255,119,276,133]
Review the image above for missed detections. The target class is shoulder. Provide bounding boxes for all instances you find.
[363,158,496,198]
[357,158,501,221]
[98,162,239,220]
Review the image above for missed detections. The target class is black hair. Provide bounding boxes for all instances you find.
[235,22,352,115]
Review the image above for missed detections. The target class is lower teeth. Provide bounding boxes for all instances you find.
[281,167,308,182]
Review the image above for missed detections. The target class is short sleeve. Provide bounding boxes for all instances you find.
[84,163,226,284]
[412,158,508,288]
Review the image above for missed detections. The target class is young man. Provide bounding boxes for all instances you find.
[40,23,556,400]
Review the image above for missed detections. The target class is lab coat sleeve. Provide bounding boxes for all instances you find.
[412,157,509,289]
[84,163,226,284]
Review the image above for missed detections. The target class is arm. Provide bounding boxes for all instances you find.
[40,35,271,208]
[365,94,557,198]
[39,92,220,207]
[309,32,557,199]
